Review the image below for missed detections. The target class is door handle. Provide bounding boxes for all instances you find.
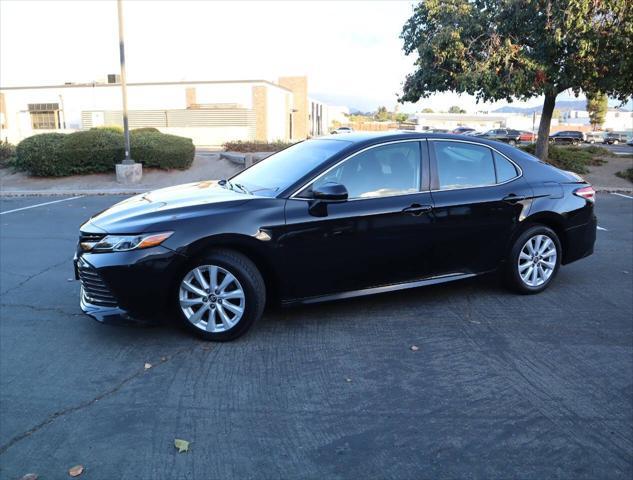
[502,194,527,203]
[402,204,433,215]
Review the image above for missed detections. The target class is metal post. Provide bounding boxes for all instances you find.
[117,0,133,164]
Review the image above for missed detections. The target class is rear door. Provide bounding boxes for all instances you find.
[428,139,533,275]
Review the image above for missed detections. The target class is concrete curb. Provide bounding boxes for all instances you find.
[1,186,632,197]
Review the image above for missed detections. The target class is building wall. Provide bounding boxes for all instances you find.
[0,80,298,145]
[278,76,308,140]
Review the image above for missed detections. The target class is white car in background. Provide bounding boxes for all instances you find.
[331,126,354,134]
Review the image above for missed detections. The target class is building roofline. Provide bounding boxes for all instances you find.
[0,79,293,93]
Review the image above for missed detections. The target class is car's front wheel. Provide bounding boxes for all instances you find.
[176,249,266,341]
[509,139,517,146]
[506,225,561,294]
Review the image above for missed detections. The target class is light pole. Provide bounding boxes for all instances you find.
[115,0,142,182]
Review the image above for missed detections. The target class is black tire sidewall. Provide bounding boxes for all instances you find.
[176,250,266,341]
[508,226,562,294]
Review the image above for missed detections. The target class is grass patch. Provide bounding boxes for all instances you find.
[223,140,295,153]
[519,144,608,174]
[615,168,633,183]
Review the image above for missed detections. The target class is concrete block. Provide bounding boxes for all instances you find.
[115,163,143,184]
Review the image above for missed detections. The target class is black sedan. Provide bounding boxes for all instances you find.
[76,133,597,341]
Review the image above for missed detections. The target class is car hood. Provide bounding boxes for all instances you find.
[82,181,251,234]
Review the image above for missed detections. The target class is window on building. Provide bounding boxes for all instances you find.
[28,103,60,130]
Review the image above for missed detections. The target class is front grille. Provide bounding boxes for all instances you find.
[79,232,105,243]
[78,258,118,308]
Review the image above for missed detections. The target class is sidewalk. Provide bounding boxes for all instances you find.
[0,151,243,196]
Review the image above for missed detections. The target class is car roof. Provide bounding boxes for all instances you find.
[313,130,516,147]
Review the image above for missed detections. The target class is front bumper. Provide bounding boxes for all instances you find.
[75,245,187,324]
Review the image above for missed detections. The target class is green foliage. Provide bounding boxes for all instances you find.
[584,145,613,156]
[421,108,434,113]
[0,140,16,168]
[90,125,123,133]
[375,106,390,121]
[400,0,633,159]
[132,127,161,133]
[615,168,633,183]
[448,106,466,114]
[223,140,295,153]
[14,133,68,176]
[586,92,608,129]
[131,131,195,169]
[15,130,195,176]
[520,144,607,173]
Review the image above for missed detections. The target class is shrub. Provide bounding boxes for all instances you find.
[14,133,67,176]
[584,145,613,157]
[519,144,603,174]
[132,127,160,133]
[90,125,123,133]
[130,131,195,169]
[223,140,295,153]
[60,129,125,175]
[0,140,16,168]
[616,168,633,183]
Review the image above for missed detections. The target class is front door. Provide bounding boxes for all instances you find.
[428,140,533,275]
[280,140,434,300]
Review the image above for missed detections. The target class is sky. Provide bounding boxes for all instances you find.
[0,0,608,113]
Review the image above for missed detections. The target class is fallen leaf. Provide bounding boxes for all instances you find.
[345,378,352,383]
[20,474,38,480]
[160,356,167,362]
[144,363,152,370]
[410,345,419,352]
[67,278,74,282]
[174,438,190,453]
[68,465,84,477]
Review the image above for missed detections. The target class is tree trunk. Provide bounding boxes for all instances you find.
[535,92,557,160]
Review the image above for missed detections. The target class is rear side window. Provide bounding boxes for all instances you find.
[433,141,496,190]
[493,152,519,182]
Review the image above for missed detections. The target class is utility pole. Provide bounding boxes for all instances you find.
[115,0,142,182]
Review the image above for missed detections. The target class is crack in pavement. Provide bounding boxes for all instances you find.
[0,257,73,296]
[0,302,81,317]
[0,345,202,455]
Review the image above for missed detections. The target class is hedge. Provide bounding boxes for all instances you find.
[15,130,195,176]
[0,140,16,168]
[519,144,606,174]
[223,140,295,153]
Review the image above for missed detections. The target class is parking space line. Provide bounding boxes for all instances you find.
[0,196,84,215]
[612,192,633,200]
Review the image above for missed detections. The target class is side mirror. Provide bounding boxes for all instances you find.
[312,182,348,202]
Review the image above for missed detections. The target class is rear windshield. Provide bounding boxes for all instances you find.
[231,139,352,197]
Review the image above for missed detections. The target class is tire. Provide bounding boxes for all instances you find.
[505,225,561,294]
[176,249,266,341]
[509,139,517,146]
[613,140,619,145]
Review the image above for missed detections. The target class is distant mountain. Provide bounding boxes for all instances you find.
[494,100,587,114]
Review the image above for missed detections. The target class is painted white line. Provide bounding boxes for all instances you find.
[597,226,608,231]
[0,195,84,215]
[612,192,633,200]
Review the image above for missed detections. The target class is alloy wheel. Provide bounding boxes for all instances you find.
[517,234,557,287]
[179,265,245,332]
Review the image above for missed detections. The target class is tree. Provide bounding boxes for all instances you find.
[552,108,563,121]
[586,92,608,130]
[374,106,390,121]
[400,0,633,160]
[421,107,434,113]
[448,105,467,114]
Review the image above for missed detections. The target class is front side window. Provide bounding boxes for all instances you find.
[307,142,421,199]
[433,141,496,190]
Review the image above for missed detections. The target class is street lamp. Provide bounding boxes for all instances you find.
[115,0,142,183]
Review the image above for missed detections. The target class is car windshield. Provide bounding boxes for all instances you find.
[230,139,352,197]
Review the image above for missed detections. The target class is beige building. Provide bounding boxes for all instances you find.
[0,75,335,146]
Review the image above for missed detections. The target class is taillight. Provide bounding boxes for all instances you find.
[574,186,596,203]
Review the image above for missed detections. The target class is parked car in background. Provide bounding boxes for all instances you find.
[75,132,597,341]
[585,132,604,144]
[549,131,585,145]
[451,127,476,135]
[627,138,633,147]
[603,132,628,145]
[331,126,353,134]
[475,129,522,145]
[519,131,536,142]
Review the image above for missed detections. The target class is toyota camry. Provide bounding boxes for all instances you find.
[75,132,597,340]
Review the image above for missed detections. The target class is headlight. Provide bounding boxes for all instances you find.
[83,231,173,252]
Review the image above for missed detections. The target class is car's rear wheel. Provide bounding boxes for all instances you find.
[613,140,619,145]
[506,225,561,294]
[176,249,265,341]
[509,139,517,146]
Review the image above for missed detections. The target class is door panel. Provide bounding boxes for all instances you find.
[279,140,434,300]
[429,140,533,275]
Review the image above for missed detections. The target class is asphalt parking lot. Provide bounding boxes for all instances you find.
[0,193,631,479]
